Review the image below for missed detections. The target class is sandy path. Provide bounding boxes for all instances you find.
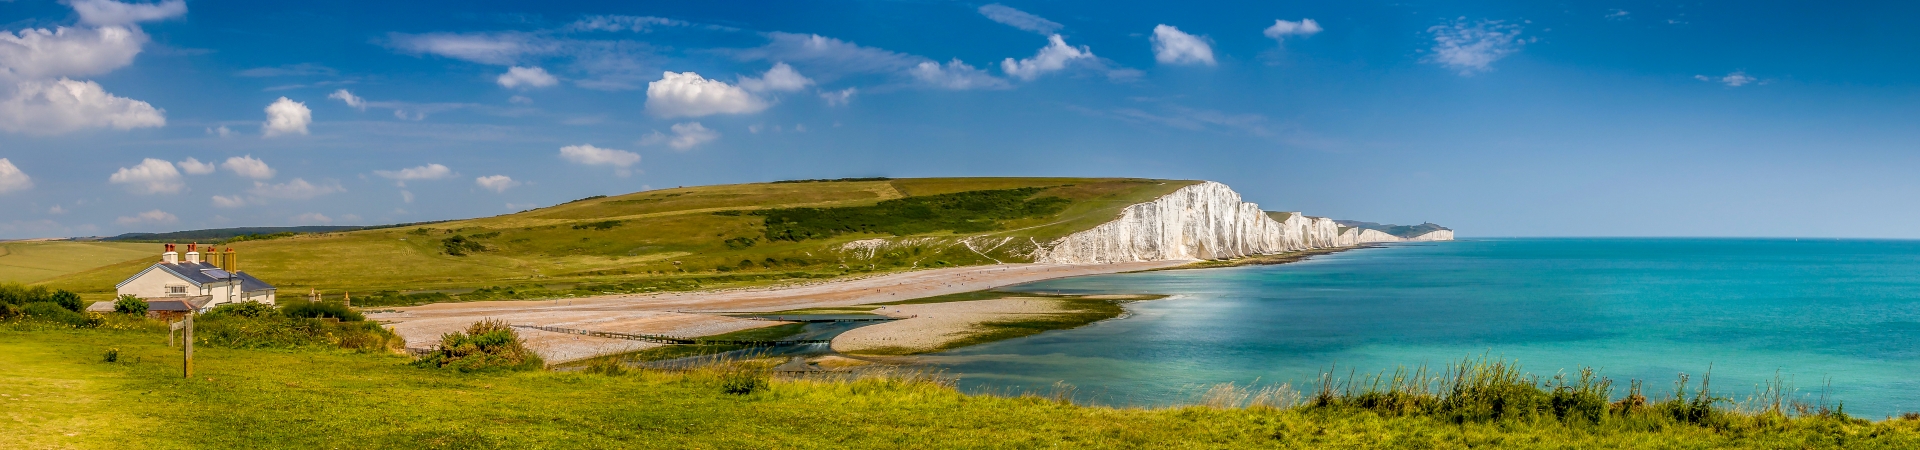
[830,298,1071,354]
[380,261,1183,363]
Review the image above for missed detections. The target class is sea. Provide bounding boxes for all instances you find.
[921,238,1920,418]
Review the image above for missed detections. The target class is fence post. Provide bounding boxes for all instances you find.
[183,314,194,378]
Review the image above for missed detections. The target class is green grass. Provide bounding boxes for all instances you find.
[37,178,1194,303]
[0,241,155,284]
[7,325,1920,448]
[564,323,813,366]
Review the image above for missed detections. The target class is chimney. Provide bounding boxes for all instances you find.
[224,248,236,272]
[185,241,200,264]
[162,243,178,264]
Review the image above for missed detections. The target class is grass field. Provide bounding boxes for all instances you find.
[8,325,1919,449]
[0,241,156,284]
[37,178,1193,303]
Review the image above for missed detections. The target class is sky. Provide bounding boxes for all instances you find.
[2,0,1919,239]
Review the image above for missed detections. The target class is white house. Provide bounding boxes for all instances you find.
[116,244,276,312]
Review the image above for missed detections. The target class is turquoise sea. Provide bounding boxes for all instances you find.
[924,239,1920,418]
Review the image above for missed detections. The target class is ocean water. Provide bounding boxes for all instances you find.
[923,238,1920,418]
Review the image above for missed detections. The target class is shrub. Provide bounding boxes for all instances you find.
[206,301,279,319]
[195,313,403,352]
[280,302,363,321]
[49,290,82,312]
[410,319,543,372]
[571,220,623,231]
[22,302,100,327]
[103,348,119,362]
[113,294,148,316]
[441,235,487,256]
[757,187,1070,242]
[721,369,768,395]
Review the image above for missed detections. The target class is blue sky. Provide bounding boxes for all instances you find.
[3,0,1919,239]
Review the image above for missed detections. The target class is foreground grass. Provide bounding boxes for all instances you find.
[7,326,1920,448]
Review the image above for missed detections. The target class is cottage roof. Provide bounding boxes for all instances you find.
[146,296,212,312]
[115,261,276,293]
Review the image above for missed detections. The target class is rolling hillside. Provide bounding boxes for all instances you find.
[40,178,1196,301]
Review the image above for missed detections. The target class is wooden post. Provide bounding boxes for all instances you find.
[182,314,194,378]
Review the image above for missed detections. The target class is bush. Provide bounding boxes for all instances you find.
[441,235,488,256]
[194,313,403,352]
[410,319,543,372]
[280,302,364,321]
[757,187,1070,242]
[103,348,119,362]
[22,302,100,327]
[720,370,769,395]
[113,294,148,316]
[49,290,82,312]
[204,301,278,319]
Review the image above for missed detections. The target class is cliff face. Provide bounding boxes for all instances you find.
[1033,181,1451,264]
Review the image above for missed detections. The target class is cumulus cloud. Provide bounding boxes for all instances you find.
[375,163,454,186]
[69,0,187,27]
[0,25,147,79]
[0,78,164,134]
[1264,19,1323,40]
[1002,35,1094,80]
[221,155,274,179]
[1695,71,1756,87]
[327,89,366,110]
[1151,25,1215,66]
[732,32,923,80]
[737,62,813,93]
[559,144,640,176]
[639,122,719,151]
[0,158,30,194]
[496,66,558,89]
[384,31,554,66]
[1425,18,1527,75]
[978,4,1062,35]
[820,87,856,106]
[645,71,768,118]
[474,175,519,193]
[290,212,332,225]
[247,178,343,200]
[910,59,1008,90]
[176,157,215,175]
[115,209,176,226]
[108,158,183,194]
[261,97,311,137]
[210,195,245,208]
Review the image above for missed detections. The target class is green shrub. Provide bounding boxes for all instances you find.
[22,302,100,327]
[721,369,768,395]
[571,220,623,231]
[279,302,363,321]
[49,290,82,312]
[204,301,278,319]
[103,348,119,362]
[113,295,148,316]
[0,282,53,308]
[757,187,1070,241]
[195,313,403,352]
[410,319,543,372]
[441,235,487,256]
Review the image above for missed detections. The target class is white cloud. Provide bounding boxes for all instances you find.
[115,209,176,226]
[474,175,519,193]
[1150,25,1215,66]
[385,32,554,66]
[68,0,187,27]
[221,155,274,179]
[261,97,311,137]
[0,78,164,134]
[206,125,233,137]
[176,157,215,175]
[564,15,688,33]
[496,66,558,89]
[247,178,343,200]
[108,158,183,194]
[508,95,533,105]
[211,195,246,208]
[1001,35,1093,80]
[737,62,813,93]
[49,205,65,214]
[1696,71,1756,87]
[559,144,640,176]
[1425,19,1526,75]
[978,4,1062,35]
[0,25,147,79]
[327,89,366,110]
[733,33,923,80]
[639,122,719,151]
[375,163,454,185]
[911,59,1008,90]
[400,190,414,203]
[1605,10,1631,20]
[820,87,856,106]
[1264,19,1323,40]
[0,158,30,194]
[290,212,332,225]
[644,71,768,117]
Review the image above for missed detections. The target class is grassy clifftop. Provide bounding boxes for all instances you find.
[40,177,1195,301]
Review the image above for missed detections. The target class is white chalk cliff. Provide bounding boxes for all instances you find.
[1033,181,1451,264]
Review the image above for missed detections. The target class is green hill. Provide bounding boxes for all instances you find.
[40,178,1195,302]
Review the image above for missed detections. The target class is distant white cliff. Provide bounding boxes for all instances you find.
[1033,181,1451,264]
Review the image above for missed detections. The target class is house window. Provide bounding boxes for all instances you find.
[167,286,188,297]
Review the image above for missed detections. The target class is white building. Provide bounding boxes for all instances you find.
[116,244,276,311]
